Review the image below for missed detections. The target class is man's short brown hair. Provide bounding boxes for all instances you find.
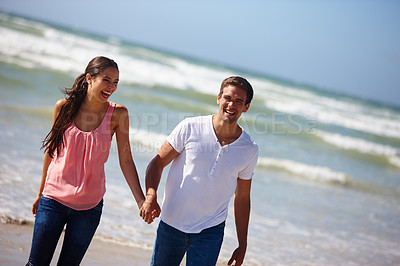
[219,76,253,105]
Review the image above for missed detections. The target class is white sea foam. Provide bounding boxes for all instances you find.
[0,15,233,98]
[257,157,351,185]
[316,131,400,168]
[259,85,400,139]
[249,77,400,139]
[115,55,228,95]
[129,128,168,153]
[388,156,400,168]
[3,14,400,142]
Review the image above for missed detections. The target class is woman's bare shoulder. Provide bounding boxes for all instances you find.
[113,103,129,116]
[55,99,67,109]
[53,99,67,114]
[110,103,130,132]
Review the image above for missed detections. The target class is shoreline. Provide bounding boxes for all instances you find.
[0,221,228,265]
[0,221,153,265]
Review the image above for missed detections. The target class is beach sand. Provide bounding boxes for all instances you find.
[0,221,152,265]
[0,220,228,266]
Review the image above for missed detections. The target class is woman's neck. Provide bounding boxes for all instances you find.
[81,97,108,113]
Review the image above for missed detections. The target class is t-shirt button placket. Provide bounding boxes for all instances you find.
[210,148,222,175]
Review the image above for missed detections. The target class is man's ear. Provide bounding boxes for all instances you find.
[243,103,250,113]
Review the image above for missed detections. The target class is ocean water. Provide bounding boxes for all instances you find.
[1,12,400,265]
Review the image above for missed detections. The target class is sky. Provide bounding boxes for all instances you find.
[1,0,399,107]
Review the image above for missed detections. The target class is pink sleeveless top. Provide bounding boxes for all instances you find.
[43,101,116,210]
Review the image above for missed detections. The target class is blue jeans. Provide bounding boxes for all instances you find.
[26,196,103,266]
[151,220,225,266]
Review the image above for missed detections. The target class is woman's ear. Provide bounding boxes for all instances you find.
[86,73,92,85]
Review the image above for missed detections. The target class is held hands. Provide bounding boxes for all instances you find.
[139,194,161,224]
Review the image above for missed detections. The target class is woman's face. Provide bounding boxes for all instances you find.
[86,67,119,103]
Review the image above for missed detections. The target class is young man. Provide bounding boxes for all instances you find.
[140,76,259,266]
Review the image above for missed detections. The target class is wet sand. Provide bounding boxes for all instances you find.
[0,221,152,265]
[0,221,228,265]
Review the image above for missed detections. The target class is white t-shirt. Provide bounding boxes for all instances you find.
[161,115,259,233]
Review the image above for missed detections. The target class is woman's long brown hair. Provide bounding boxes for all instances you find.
[42,56,118,158]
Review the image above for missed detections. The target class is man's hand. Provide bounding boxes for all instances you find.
[228,246,246,265]
[140,195,161,224]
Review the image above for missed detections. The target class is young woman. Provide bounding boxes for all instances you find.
[26,56,146,265]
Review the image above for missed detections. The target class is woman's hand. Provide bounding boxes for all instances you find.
[140,194,161,224]
[32,195,41,217]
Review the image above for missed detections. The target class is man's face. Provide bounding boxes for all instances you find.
[217,85,250,124]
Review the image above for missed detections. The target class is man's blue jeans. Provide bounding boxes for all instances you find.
[26,196,103,266]
[151,220,225,266]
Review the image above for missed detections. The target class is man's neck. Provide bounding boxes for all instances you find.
[212,115,242,145]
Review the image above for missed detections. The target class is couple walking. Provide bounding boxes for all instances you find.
[26,56,258,266]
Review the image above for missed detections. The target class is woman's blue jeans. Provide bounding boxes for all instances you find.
[151,220,225,266]
[26,196,103,266]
